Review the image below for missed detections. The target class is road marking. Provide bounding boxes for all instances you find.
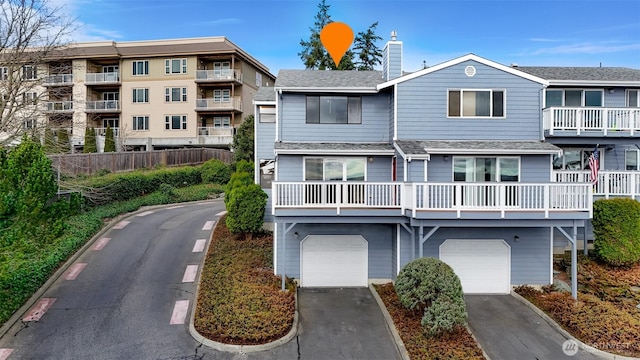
[202,221,215,231]
[0,349,14,360]
[192,239,206,253]
[23,298,56,322]
[136,211,155,217]
[166,205,184,209]
[170,300,189,324]
[64,263,87,280]
[112,220,130,230]
[182,265,198,283]
[91,237,111,251]
[216,211,227,216]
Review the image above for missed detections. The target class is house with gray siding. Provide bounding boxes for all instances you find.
[254,33,638,298]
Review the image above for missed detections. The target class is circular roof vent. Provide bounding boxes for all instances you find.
[465,65,476,77]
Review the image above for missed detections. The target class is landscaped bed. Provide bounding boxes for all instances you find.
[194,216,296,345]
[374,283,486,360]
[515,259,640,357]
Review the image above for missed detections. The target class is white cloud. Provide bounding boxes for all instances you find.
[199,18,242,26]
[529,41,640,55]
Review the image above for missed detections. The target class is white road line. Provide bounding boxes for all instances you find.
[182,265,198,283]
[170,300,190,325]
[216,211,227,216]
[23,298,56,322]
[192,239,206,253]
[136,211,155,217]
[64,263,87,280]
[112,220,130,230]
[166,205,184,209]
[91,237,111,251]
[0,349,14,360]
[202,221,215,231]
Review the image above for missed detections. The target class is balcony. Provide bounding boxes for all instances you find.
[43,74,73,86]
[195,69,243,84]
[544,107,640,136]
[554,170,640,199]
[44,101,73,113]
[95,127,120,137]
[272,182,592,219]
[85,100,120,113]
[85,72,120,85]
[196,127,235,146]
[195,97,242,112]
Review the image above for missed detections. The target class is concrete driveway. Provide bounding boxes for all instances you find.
[296,288,401,360]
[466,294,604,360]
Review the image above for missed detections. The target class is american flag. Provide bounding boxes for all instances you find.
[588,145,599,185]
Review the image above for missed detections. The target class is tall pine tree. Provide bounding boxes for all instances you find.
[354,22,383,71]
[104,125,116,152]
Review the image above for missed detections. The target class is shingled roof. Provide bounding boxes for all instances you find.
[395,140,561,155]
[516,66,640,82]
[275,70,384,89]
[254,87,276,102]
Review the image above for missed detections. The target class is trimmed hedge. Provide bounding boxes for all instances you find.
[225,184,267,235]
[395,257,467,336]
[200,159,231,185]
[592,198,640,267]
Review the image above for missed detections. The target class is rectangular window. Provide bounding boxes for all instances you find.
[545,89,604,107]
[552,148,602,170]
[165,115,187,130]
[213,89,230,102]
[627,90,639,107]
[22,92,37,105]
[259,106,276,123]
[305,96,362,124]
[0,67,7,80]
[165,87,187,102]
[256,72,262,87]
[132,116,149,131]
[132,60,149,76]
[22,65,37,80]
[448,90,505,118]
[213,117,230,128]
[259,159,275,188]
[132,88,149,103]
[165,58,187,74]
[213,61,230,76]
[303,157,366,181]
[625,150,638,170]
[453,157,520,182]
[545,90,563,107]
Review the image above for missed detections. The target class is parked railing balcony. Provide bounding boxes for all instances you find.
[197,127,235,137]
[195,97,242,111]
[44,101,73,112]
[43,74,73,86]
[85,100,120,112]
[94,127,120,137]
[85,72,120,84]
[554,170,640,199]
[195,69,243,83]
[543,107,640,135]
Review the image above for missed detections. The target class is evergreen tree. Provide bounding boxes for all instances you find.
[104,125,116,152]
[84,127,97,153]
[354,22,383,71]
[57,128,70,153]
[299,0,335,70]
[231,115,254,163]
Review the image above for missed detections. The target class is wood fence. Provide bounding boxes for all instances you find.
[48,148,233,176]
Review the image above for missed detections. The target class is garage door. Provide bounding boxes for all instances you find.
[300,235,368,287]
[439,239,510,294]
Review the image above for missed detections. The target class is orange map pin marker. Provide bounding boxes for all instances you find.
[320,22,354,67]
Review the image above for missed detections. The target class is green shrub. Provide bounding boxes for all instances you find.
[200,159,231,184]
[234,160,254,177]
[395,257,467,336]
[103,125,116,152]
[224,171,254,206]
[158,183,176,198]
[225,184,267,235]
[592,198,640,267]
[83,127,97,153]
[57,129,70,153]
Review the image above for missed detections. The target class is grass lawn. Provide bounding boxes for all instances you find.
[515,259,640,357]
[194,216,296,345]
[374,283,486,360]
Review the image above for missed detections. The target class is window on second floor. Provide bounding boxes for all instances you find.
[213,89,230,102]
[22,92,37,105]
[165,115,187,130]
[553,148,602,170]
[132,88,149,103]
[132,60,149,76]
[448,90,505,118]
[165,87,187,102]
[213,116,230,128]
[306,96,362,124]
[258,106,275,123]
[627,90,639,107]
[545,89,603,107]
[213,61,230,75]
[133,115,149,131]
[304,157,366,181]
[22,65,37,80]
[165,58,187,74]
[453,157,519,182]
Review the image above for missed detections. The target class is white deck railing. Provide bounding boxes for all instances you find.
[554,170,640,198]
[94,127,120,137]
[85,100,120,112]
[195,69,243,83]
[43,74,73,86]
[543,107,640,135]
[273,182,403,214]
[197,127,235,136]
[44,101,73,112]
[195,97,242,111]
[85,72,120,84]
[413,183,592,218]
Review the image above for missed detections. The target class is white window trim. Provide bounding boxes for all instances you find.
[451,156,521,182]
[132,115,149,131]
[213,89,231,102]
[164,115,188,130]
[447,89,507,118]
[132,60,149,76]
[165,58,187,75]
[625,89,640,107]
[625,149,638,170]
[302,157,368,181]
[132,88,149,103]
[553,148,604,170]
[213,116,231,128]
[544,88,605,107]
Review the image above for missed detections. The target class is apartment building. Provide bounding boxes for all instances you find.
[1,37,275,151]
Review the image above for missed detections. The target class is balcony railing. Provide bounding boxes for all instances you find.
[95,127,120,137]
[85,100,120,112]
[195,69,243,83]
[85,72,120,85]
[543,107,640,135]
[554,170,640,199]
[197,127,235,137]
[273,181,592,218]
[43,74,73,86]
[195,97,242,111]
[44,101,73,113]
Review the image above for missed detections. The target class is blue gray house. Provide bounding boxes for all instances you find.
[254,33,638,298]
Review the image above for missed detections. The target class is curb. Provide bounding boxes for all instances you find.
[0,198,221,339]
[187,220,299,353]
[510,291,640,360]
[368,283,411,360]
[464,323,493,360]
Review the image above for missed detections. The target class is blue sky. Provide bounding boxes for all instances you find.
[60,0,640,76]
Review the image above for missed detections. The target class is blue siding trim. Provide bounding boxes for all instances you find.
[407,160,424,182]
[396,60,544,140]
[427,155,551,182]
[256,122,275,161]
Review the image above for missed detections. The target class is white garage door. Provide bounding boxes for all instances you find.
[439,239,510,294]
[301,235,368,287]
